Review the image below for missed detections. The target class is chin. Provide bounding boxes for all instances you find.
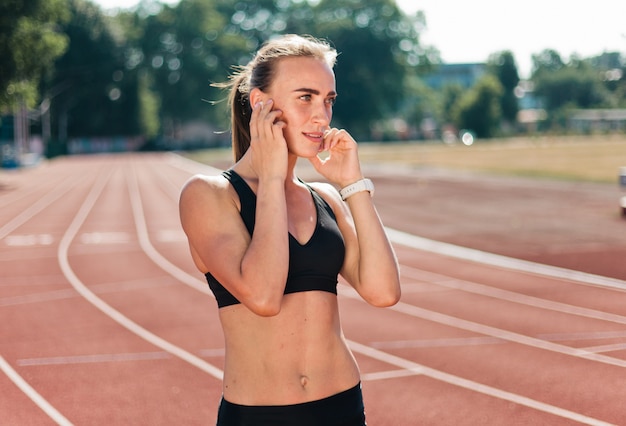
[301,146,323,159]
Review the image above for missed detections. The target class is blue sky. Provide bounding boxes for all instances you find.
[95,0,626,78]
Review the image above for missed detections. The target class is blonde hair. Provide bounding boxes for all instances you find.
[216,34,337,161]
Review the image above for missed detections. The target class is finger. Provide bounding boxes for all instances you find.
[249,101,263,140]
[327,129,344,151]
[253,101,276,142]
[322,128,337,151]
[271,120,286,140]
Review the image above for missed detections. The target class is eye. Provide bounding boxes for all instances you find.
[325,97,336,106]
[299,94,312,102]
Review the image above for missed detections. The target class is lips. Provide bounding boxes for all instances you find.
[303,132,324,142]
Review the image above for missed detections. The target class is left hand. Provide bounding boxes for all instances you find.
[308,128,363,187]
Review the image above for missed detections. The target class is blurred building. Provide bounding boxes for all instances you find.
[568,109,626,133]
[423,63,487,90]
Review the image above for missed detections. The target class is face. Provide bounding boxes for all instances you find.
[254,56,336,157]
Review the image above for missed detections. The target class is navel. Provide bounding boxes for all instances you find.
[300,375,309,389]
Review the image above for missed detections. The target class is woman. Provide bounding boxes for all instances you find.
[179,34,401,426]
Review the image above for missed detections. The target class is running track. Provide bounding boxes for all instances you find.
[2,153,626,425]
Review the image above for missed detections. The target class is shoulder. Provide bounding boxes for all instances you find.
[179,173,235,219]
[181,173,227,191]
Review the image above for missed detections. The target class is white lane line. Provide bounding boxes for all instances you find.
[1,289,77,307]
[0,355,73,426]
[4,234,54,246]
[18,349,225,367]
[1,276,176,307]
[371,336,504,349]
[168,153,626,294]
[583,343,626,354]
[0,175,89,426]
[197,348,226,357]
[79,232,131,245]
[0,180,77,240]
[158,155,616,423]
[0,169,69,210]
[360,369,421,381]
[401,265,626,326]
[339,285,626,368]
[155,229,187,242]
[392,301,626,368]
[0,275,66,287]
[386,227,626,291]
[348,340,615,426]
[57,167,223,380]
[126,164,213,297]
[17,352,171,366]
[371,331,626,351]
[538,330,626,341]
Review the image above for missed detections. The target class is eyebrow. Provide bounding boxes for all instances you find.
[294,88,337,97]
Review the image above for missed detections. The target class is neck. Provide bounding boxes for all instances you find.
[234,151,300,188]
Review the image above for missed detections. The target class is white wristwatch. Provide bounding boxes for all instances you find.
[339,178,374,201]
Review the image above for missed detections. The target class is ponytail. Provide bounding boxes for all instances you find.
[213,68,251,162]
[230,72,252,162]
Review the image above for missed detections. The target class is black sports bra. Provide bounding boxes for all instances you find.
[205,170,346,308]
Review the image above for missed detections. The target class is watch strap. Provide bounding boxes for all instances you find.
[339,178,374,201]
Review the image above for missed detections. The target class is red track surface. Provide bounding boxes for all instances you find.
[2,153,626,425]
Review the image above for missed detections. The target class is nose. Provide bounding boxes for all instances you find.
[311,101,331,127]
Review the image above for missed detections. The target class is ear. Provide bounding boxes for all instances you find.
[249,88,265,107]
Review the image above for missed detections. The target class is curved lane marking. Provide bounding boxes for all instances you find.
[160,155,615,424]
[401,265,626,326]
[386,228,626,290]
[0,181,76,240]
[348,340,615,426]
[57,166,223,380]
[126,164,213,295]
[0,355,73,426]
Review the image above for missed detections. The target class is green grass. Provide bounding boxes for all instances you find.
[185,134,626,184]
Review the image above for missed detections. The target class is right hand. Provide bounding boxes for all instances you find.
[249,99,288,181]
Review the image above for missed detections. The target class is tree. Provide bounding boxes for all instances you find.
[136,0,250,137]
[533,64,608,112]
[441,83,464,124]
[307,0,435,138]
[589,52,626,108]
[488,50,519,126]
[44,0,142,139]
[531,49,565,77]
[133,0,436,141]
[0,0,69,109]
[453,75,503,138]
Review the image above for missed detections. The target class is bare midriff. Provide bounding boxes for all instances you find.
[218,291,361,406]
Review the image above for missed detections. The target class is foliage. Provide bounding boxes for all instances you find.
[308,0,436,137]
[453,75,503,138]
[440,83,464,125]
[137,71,161,138]
[43,0,141,138]
[487,51,519,125]
[530,49,614,129]
[3,0,625,145]
[0,0,69,108]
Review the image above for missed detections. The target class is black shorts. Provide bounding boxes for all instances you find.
[216,382,366,426]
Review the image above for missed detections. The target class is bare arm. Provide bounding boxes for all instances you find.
[179,175,289,316]
[309,130,401,307]
[179,99,290,316]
